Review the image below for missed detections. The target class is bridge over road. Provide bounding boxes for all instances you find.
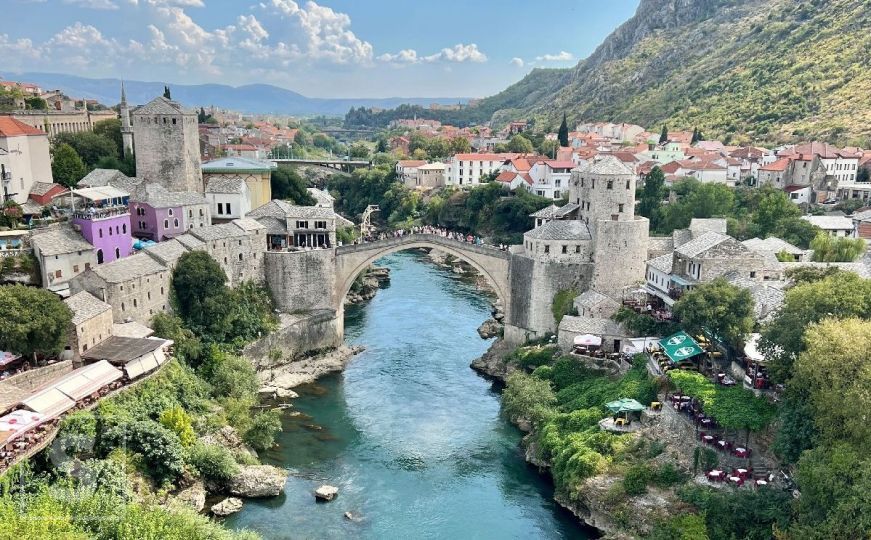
[335,234,512,316]
[269,158,371,173]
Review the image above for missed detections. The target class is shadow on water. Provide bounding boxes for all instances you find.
[225,252,596,539]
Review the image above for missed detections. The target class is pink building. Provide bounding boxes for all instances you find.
[71,207,133,265]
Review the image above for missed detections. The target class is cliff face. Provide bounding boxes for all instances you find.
[481,0,871,144]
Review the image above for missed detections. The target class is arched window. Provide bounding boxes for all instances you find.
[114,247,120,259]
[122,224,127,234]
[164,219,169,229]
[96,249,104,264]
[238,253,243,261]
[133,299,137,307]
[98,228,103,238]
[168,208,173,216]
[174,218,179,228]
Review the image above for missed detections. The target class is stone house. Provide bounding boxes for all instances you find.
[201,156,273,210]
[558,315,631,353]
[800,215,856,238]
[0,117,53,205]
[522,220,593,262]
[205,176,251,222]
[412,162,447,189]
[573,290,620,319]
[129,183,210,241]
[395,160,426,185]
[189,219,266,286]
[71,252,171,324]
[31,225,96,294]
[64,291,113,356]
[757,157,790,188]
[247,200,347,250]
[742,237,808,262]
[672,231,766,285]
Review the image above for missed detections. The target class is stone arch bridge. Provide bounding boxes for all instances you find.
[335,234,512,316]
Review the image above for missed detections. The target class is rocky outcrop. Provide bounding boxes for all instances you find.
[175,481,206,512]
[477,319,502,339]
[345,266,390,305]
[314,485,338,501]
[258,345,363,390]
[470,338,515,380]
[227,465,288,498]
[199,426,258,460]
[211,497,244,516]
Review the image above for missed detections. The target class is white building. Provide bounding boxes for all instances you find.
[205,177,251,222]
[446,153,519,187]
[786,143,861,183]
[527,160,575,200]
[0,117,54,205]
[396,160,427,186]
[801,215,856,238]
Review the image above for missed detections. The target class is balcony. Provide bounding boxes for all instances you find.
[71,206,130,221]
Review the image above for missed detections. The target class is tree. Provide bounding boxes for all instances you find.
[375,138,388,153]
[638,166,666,223]
[270,166,315,205]
[449,136,471,155]
[773,217,820,249]
[54,131,118,168]
[349,142,370,160]
[163,85,171,99]
[0,285,73,358]
[750,190,800,238]
[293,130,311,146]
[424,137,450,159]
[507,134,534,153]
[24,96,47,110]
[659,124,668,144]
[171,251,229,334]
[557,113,569,147]
[792,318,871,448]
[858,167,870,183]
[691,127,699,144]
[539,139,560,158]
[809,233,865,262]
[760,273,871,382]
[92,118,123,157]
[197,107,207,123]
[51,143,88,187]
[673,278,754,348]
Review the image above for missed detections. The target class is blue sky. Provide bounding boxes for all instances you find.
[2,0,640,98]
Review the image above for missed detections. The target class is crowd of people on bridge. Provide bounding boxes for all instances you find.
[358,225,509,251]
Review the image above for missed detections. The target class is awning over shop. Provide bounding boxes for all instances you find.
[0,410,45,443]
[574,334,603,347]
[606,398,645,414]
[21,388,75,418]
[670,275,695,287]
[658,331,705,363]
[744,333,765,363]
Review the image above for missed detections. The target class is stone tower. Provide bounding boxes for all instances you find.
[132,95,203,193]
[119,82,134,159]
[570,155,649,297]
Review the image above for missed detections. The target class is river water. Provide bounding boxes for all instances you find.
[226,252,592,539]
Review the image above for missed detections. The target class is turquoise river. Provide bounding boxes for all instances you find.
[226,252,594,539]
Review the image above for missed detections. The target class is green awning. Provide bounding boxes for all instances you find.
[659,331,705,363]
[606,398,646,414]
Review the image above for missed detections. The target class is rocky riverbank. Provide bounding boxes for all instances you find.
[258,344,364,393]
[345,266,390,305]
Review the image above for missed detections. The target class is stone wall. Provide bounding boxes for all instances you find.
[243,310,341,368]
[197,231,266,287]
[264,250,336,313]
[592,217,650,297]
[507,253,593,336]
[4,360,73,391]
[133,112,202,193]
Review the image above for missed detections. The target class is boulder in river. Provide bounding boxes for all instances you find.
[227,465,288,498]
[211,497,244,516]
[314,485,339,501]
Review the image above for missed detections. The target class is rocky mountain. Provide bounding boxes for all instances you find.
[475,0,870,145]
[0,71,469,117]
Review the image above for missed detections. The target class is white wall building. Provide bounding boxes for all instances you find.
[801,215,856,238]
[447,153,519,187]
[205,177,251,221]
[31,225,97,294]
[0,117,54,205]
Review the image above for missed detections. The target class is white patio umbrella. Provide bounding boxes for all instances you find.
[574,334,603,347]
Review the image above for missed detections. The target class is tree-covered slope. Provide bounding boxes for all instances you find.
[477,0,871,145]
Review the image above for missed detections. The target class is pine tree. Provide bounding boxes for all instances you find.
[659,125,669,144]
[691,128,699,144]
[163,85,171,100]
[558,113,569,147]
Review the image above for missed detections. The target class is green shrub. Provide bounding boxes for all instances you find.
[623,464,653,495]
[58,410,97,457]
[78,459,131,499]
[186,443,239,482]
[646,513,709,540]
[159,407,196,447]
[243,409,283,452]
[654,462,686,487]
[502,371,557,424]
[531,365,553,380]
[510,345,558,369]
[647,440,666,458]
[551,289,579,325]
[199,348,258,400]
[101,420,185,484]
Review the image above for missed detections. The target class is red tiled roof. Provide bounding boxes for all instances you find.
[784,185,808,193]
[454,153,519,161]
[0,116,46,137]
[760,157,791,172]
[543,160,576,169]
[398,160,426,167]
[660,161,681,174]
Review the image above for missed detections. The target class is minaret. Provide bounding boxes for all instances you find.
[120,81,134,158]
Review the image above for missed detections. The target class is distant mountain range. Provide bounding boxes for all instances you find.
[0,71,470,117]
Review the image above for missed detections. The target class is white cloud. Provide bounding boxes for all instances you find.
[510,57,524,67]
[428,43,486,63]
[536,51,574,62]
[62,0,119,9]
[380,43,488,65]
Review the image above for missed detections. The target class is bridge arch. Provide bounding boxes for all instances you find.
[334,235,512,318]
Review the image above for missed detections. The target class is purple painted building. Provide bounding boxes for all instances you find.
[71,207,133,265]
[129,183,211,242]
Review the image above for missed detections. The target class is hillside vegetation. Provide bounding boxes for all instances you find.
[433,0,871,144]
